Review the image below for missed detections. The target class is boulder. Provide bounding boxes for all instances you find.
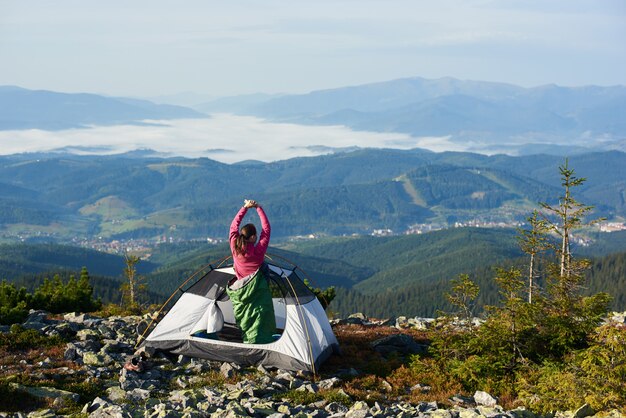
[370,333,429,356]
[474,390,498,407]
[10,383,80,404]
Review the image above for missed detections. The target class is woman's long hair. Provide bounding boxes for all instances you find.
[234,223,257,256]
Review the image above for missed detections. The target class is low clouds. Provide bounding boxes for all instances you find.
[0,114,465,163]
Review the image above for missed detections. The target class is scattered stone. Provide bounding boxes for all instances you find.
[474,390,498,407]
[220,362,237,378]
[395,316,409,328]
[349,312,368,321]
[410,383,431,393]
[318,377,341,390]
[574,404,596,418]
[5,311,621,417]
[326,402,349,414]
[105,386,127,402]
[10,383,80,404]
[26,409,56,418]
[370,333,428,356]
[451,394,475,406]
[510,408,537,418]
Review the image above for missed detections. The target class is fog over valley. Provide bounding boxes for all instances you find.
[0,114,466,163]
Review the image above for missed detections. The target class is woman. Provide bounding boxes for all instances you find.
[227,199,276,344]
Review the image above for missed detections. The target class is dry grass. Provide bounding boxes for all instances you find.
[317,324,470,406]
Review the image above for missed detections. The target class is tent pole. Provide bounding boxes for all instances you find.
[275,258,318,378]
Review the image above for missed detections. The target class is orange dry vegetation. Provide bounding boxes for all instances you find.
[322,323,430,374]
[318,324,469,406]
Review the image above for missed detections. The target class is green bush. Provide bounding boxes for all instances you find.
[0,281,30,325]
[1,267,102,325]
[32,268,101,314]
[275,389,323,405]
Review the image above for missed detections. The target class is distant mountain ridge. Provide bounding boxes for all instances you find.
[0,86,207,130]
[198,76,626,153]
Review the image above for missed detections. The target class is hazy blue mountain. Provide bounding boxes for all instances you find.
[192,93,284,114]
[0,86,207,130]
[207,76,626,151]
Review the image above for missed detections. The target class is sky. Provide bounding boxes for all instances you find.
[1,0,625,99]
[0,1,624,162]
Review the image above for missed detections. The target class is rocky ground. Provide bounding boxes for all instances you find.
[0,310,624,418]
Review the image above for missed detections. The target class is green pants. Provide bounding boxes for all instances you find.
[226,270,276,344]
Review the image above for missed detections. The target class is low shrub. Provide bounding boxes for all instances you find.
[0,324,65,351]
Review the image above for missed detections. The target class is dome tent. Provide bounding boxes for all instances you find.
[138,254,339,373]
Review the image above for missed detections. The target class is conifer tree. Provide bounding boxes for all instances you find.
[121,253,145,310]
[517,210,550,303]
[539,159,602,278]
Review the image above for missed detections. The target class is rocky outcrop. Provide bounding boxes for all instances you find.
[0,310,624,417]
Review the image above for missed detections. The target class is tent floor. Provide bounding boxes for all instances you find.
[217,323,244,342]
[193,323,283,344]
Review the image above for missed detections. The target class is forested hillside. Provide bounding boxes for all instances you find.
[1,149,625,240]
[1,228,625,315]
[328,249,626,318]
[0,243,157,279]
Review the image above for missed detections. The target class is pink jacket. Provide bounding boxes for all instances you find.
[229,206,271,279]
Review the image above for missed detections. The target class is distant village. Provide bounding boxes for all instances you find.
[3,220,625,259]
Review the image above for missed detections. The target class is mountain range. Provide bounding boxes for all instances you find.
[2,76,625,155]
[197,76,626,155]
[0,86,206,130]
[0,148,624,242]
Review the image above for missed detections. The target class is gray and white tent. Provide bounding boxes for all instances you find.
[139,255,339,373]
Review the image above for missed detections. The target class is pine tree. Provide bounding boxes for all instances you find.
[517,210,550,303]
[540,159,602,279]
[121,253,146,311]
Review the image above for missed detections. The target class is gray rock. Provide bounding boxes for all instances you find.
[410,383,432,393]
[395,316,408,328]
[48,322,78,339]
[326,402,349,414]
[458,409,482,418]
[345,403,369,418]
[428,409,454,418]
[574,404,595,418]
[451,394,475,406]
[24,310,49,324]
[370,333,428,356]
[318,377,341,390]
[127,388,151,402]
[509,408,537,418]
[77,328,100,341]
[476,405,505,417]
[83,352,114,366]
[474,390,498,407]
[10,383,80,404]
[64,344,79,361]
[418,401,438,412]
[26,409,56,418]
[64,312,100,324]
[220,362,237,378]
[105,386,127,402]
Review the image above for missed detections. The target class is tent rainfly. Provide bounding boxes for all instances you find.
[138,256,339,373]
